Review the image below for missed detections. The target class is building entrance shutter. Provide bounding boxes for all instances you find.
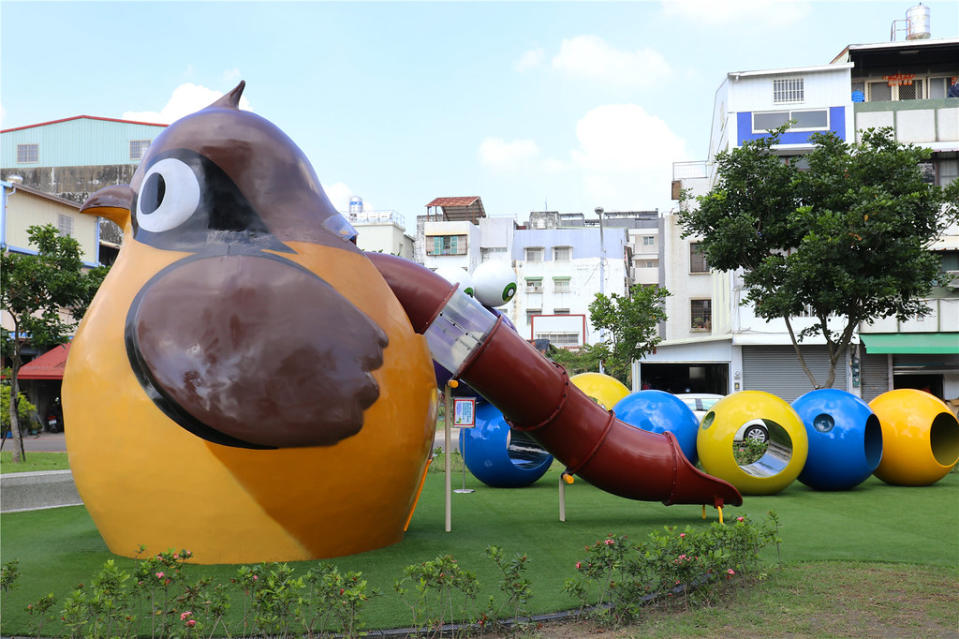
[742,346,848,402]
[860,352,889,402]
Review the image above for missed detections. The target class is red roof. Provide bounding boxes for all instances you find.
[426,196,481,208]
[1,115,168,134]
[18,343,71,380]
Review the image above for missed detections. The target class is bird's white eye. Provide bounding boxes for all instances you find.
[136,158,201,233]
[473,261,516,308]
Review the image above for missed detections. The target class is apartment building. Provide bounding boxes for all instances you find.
[646,29,958,401]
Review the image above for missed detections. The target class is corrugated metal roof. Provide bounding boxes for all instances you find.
[425,196,486,223]
[18,343,70,380]
[1,115,168,134]
[426,196,480,208]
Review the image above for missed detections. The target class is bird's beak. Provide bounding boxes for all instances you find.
[81,184,135,228]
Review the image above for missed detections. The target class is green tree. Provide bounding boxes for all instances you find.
[679,126,959,389]
[1,224,109,462]
[586,285,670,386]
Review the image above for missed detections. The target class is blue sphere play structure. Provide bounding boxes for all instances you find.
[791,389,883,491]
[613,390,699,464]
[459,402,553,487]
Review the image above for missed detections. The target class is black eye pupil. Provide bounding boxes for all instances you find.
[140,173,166,215]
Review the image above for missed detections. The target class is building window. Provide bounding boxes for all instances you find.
[938,159,958,188]
[553,308,570,315]
[553,278,571,293]
[130,139,152,161]
[642,235,655,246]
[691,299,711,331]
[898,80,923,101]
[526,308,542,324]
[426,235,467,256]
[753,109,828,133]
[525,278,543,293]
[690,242,708,273]
[535,332,579,347]
[642,260,657,268]
[773,78,804,104]
[553,246,572,261]
[525,247,544,262]
[868,81,892,102]
[57,214,74,238]
[929,77,951,99]
[16,144,38,163]
[481,247,507,262]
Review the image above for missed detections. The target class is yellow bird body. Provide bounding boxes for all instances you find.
[64,212,436,563]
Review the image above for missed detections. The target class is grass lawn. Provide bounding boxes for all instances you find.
[0,451,70,473]
[1,463,957,636]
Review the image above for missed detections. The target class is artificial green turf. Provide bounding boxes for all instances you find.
[0,451,70,473]
[1,464,956,636]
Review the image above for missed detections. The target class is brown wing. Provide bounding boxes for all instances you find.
[126,252,387,448]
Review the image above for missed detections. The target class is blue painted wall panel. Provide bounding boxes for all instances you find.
[2,118,166,168]
[737,106,846,146]
[512,228,626,260]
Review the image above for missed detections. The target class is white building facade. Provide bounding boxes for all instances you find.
[644,35,959,402]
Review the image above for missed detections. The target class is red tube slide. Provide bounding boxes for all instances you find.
[369,253,742,508]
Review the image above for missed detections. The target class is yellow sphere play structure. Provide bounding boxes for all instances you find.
[697,391,808,495]
[570,373,630,410]
[869,389,959,486]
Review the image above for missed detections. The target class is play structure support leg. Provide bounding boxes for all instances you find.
[558,475,566,522]
[444,384,453,532]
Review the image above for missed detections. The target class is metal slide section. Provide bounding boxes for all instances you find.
[368,253,742,508]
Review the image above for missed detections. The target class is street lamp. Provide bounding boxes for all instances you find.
[594,207,606,374]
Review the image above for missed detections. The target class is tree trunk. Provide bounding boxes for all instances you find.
[783,315,821,389]
[8,344,27,463]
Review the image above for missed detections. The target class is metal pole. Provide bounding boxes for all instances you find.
[595,206,606,374]
[444,384,454,532]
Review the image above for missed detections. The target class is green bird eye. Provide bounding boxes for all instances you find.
[464,287,475,297]
[502,282,517,302]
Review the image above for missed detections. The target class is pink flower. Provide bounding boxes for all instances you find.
[252,575,258,581]
[679,533,686,538]
[575,561,582,570]
[727,569,735,575]
[186,619,196,628]
[155,572,164,579]
[678,554,687,560]
[736,516,745,522]
[180,612,192,620]
[604,539,614,546]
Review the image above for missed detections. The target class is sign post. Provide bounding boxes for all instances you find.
[452,397,476,494]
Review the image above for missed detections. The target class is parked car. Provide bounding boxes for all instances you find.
[673,393,724,421]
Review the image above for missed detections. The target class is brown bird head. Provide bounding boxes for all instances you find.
[81,82,359,253]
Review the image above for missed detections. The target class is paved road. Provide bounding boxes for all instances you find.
[2,431,66,453]
[4,430,457,454]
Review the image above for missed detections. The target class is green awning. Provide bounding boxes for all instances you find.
[861,333,959,355]
[552,275,571,280]
[524,276,543,281]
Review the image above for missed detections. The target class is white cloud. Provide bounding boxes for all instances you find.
[122,82,253,124]
[478,137,542,171]
[551,35,670,87]
[660,0,810,27]
[570,104,689,210]
[514,48,545,71]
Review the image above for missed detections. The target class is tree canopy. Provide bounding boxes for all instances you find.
[559,284,669,386]
[1,224,109,461]
[679,126,959,389]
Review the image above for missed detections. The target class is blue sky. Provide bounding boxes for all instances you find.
[3,1,958,228]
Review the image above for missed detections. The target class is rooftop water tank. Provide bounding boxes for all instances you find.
[906,3,931,40]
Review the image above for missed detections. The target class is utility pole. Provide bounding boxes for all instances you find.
[595,206,606,375]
